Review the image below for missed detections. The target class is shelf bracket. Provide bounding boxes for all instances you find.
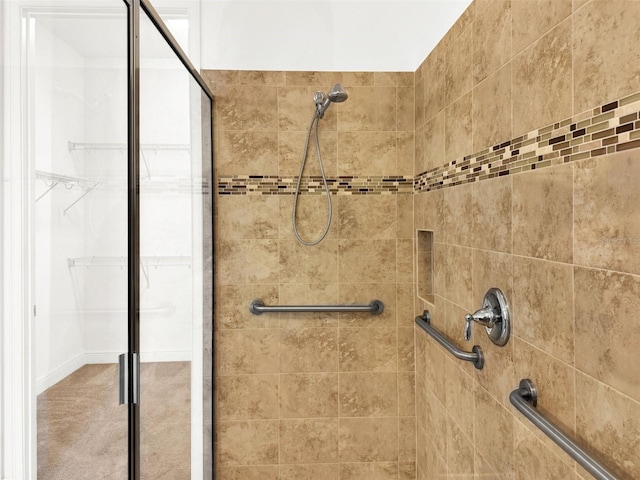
[35,180,61,202]
[63,182,99,216]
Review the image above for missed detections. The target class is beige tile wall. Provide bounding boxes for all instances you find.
[414,1,640,479]
[204,71,417,479]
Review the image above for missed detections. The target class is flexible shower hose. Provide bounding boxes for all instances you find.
[292,112,332,246]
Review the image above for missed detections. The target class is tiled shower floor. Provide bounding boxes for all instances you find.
[37,362,190,479]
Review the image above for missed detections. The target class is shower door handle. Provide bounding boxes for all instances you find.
[118,352,140,405]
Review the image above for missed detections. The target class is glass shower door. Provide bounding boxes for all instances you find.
[137,5,212,478]
[29,4,129,479]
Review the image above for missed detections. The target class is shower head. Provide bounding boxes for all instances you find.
[327,83,348,103]
[315,83,348,118]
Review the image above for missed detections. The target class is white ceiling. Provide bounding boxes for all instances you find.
[200,0,473,72]
[21,0,472,73]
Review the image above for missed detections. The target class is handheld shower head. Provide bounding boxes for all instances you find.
[315,83,348,118]
[327,83,348,103]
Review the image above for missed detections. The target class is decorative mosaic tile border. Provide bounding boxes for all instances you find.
[217,175,413,195]
[415,91,640,192]
[216,92,640,196]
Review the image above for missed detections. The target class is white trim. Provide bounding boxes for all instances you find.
[2,1,34,477]
[35,353,84,395]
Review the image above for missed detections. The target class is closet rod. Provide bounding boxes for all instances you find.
[510,379,621,480]
[249,299,384,315]
[415,310,484,369]
[68,141,190,152]
[67,255,192,268]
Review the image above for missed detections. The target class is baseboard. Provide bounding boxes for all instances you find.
[83,351,192,364]
[35,353,85,394]
[37,351,193,394]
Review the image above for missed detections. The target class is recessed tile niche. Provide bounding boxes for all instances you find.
[417,230,434,305]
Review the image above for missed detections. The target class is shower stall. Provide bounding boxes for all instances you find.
[2,0,213,478]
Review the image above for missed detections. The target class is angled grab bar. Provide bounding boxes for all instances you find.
[249,299,384,315]
[510,379,621,480]
[414,310,484,369]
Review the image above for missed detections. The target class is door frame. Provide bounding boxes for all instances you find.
[1,1,213,478]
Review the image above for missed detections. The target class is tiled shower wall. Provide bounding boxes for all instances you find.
[204,70,417,479]
[414,0,640,479]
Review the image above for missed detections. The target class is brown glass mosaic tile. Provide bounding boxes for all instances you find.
[217,175,413,195]
[414,92,640,193]
[216,92,640,197]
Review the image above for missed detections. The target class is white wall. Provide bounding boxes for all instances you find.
[200,0,472,72]
[34,14,198,388]
[33,19,87,391]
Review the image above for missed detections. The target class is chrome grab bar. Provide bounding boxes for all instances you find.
[510,379,621,480]
[414,310,484,369]
[249,299,384,315]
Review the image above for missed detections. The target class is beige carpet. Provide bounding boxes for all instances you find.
[37,362,191,479]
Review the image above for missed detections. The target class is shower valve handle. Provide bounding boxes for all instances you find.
[464,308,496,341]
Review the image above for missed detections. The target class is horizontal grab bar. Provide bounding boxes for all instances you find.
[510,379,621,480]
[415,310,484,369]
[249,299,384,315]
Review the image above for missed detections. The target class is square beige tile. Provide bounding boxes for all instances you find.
[442,182,473,247]
[444,358,475,434]
[514,419,575,480]
[512,256,574,364]
[216,375,278,420]
[576,372,640,480]
[424,56,446,121]
[279,418,339,464]
[216,195,279,239]
[446,417,474,479]
[339,327,397,372]
[215,85,278,131]
[280,464,339,480]
[511,0,571,55]
[279,327,338,373]
[338,282,396,327]
[279,239,338,284]
[513,338,576,455]
[338,417,399,462]
[512,19,572,137]
[338,239,396,283]
[472,62,512,153]
[216,239,279,285]
[422,111,445,173]
[216,131,279,176]
[398,373,416,416]
[473,0,511,84]
[474,387,514,477]
[216,466,279,480]
[340,462,398,480]
[278,86,337,131]
[217,329,279,375]
[339,372,398,417]
[445,27,473,104]
[279,373,338,418]
[573,0,640,113]
[337,131,398,177]
[575,266,640,403]
[278,283,340,327]
[338,86,397,132]
[278,129,337,177]
[512,164,573,263]
[336,195,397,239]
[217,284,279,330]
[574,153,640,275]
[471,175,512,253]
[216,420,279,466]
[445,92,473,163]
[398,86,415,131]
